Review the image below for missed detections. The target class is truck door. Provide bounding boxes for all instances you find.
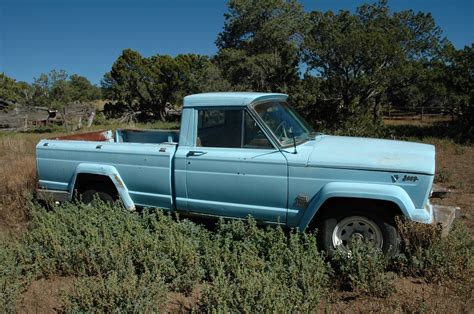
[183,107,288,224]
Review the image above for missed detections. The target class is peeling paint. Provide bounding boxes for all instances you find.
[113,174,125,188]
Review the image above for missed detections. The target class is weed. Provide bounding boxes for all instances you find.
[199,219,330,312]
[454,145,466,155]
[331,239,394,297]
[435,168,451,183]
[19,202,205,294]
[394,217,474,282]
[62,270,168,312]
[0,242,27,312]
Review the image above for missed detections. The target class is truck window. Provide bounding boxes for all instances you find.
[243,111,272,149]
[197,109,272,149]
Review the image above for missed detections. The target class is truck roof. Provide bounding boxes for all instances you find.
[183,92,288,108]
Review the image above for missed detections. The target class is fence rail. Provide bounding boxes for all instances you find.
[383,106,454,120]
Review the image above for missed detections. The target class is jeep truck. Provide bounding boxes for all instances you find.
[36,92,457,255]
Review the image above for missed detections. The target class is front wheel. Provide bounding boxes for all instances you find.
[317,206,400,256]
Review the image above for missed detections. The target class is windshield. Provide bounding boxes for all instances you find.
[252,101,314,146]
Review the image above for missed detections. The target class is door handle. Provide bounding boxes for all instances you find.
[187,150,207,157]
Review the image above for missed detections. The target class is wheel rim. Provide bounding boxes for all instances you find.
[332,216,383,249]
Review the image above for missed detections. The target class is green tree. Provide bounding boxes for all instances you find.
[106,49,189,120]
[107,49,146,111]
[104,50,229,120]
[442,44,474,141]
[216,0,305,92]
[69,74,101,102]
[140,54,184,120]
[31,73,51,107]
[31,70,100,109]
[32,70,71,109]
[175,54,232,95]
[302,0,444,127]
[0,73,29,105]
[16,81,34,105]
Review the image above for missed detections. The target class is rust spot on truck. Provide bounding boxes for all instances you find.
[113,174,125,188]
[51,130,113,141]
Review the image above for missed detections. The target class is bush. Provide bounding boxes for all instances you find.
[12,204,331,311]
[331,239,394,297]
[393,217,474,282]
[322,112,388,139]
[62,269,168,312]
[198,219,330,312]
[4,199,471,311]
[435,168,451,183]
[19,202,206,293]
[0,243,25,312]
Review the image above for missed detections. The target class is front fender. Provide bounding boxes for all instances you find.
[69,163,135,211]
[297,182,432,231]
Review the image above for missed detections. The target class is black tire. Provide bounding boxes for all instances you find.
[316,204,400,257]
[80,183,117,205]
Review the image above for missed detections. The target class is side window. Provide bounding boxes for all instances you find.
[197,108,273,149]
[198,110,225,129]
[197,109,242,148]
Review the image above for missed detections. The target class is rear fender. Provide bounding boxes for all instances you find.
[69,163,135,211]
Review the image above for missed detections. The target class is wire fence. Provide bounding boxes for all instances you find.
[383,106,455,120]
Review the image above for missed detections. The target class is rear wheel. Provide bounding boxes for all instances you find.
[79,183,117,205]
[317,204,400,256]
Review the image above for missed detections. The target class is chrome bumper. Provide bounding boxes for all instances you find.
[36,189,70,203]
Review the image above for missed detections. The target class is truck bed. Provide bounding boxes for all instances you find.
[51,129,180,144]
[37,129,180,210]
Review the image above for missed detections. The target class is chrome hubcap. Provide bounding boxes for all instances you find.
[332,216,383,249]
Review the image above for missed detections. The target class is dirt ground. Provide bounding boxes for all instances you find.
[325,277,473,313]
[432,140,474,229]
[17,277,75,314]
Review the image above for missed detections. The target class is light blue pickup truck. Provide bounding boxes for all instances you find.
[36,92,456,255]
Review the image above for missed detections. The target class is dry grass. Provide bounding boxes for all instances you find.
[0,134,41,230]
[384,116,453,126]
[428,138,474,229]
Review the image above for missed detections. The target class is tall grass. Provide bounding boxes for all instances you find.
[0,135,39,228]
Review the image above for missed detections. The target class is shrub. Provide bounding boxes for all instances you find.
[62,269,168,312]
[330,239,394,297]
[0,242,27,312]
[393,217,474,282]
[199,219,330,312]
[19,202,206,293]
[330,113,388,138]
[435,168,451,183]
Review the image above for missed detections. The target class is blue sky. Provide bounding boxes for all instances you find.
[1,0,473,85]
